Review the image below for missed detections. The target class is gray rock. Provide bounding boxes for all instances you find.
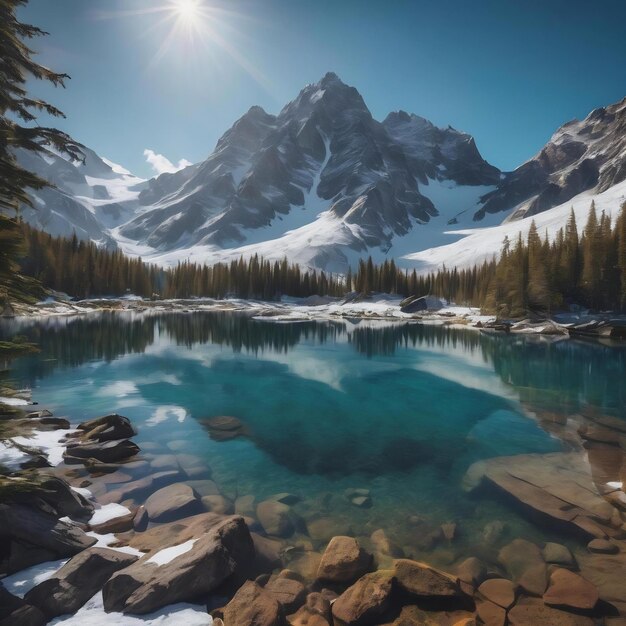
[77,413,136,442]
[64,438,139,464]
[24,548,138,618]
[0,503,96,575]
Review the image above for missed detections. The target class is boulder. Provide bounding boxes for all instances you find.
[144,483,202,523]
[222,580,284,626]
[587,538,619,554]
[542,542,577,568]
[0,503,96,575]
[103,515,254,614]
[370,529,403,558]
[64,438,139,464]
[475,599,506,626]
[286,592,331,626]
[202,495,234,515]
[543,568,599,611]
[394,559,466,601]
[316,537,372,584]
[77,413,136,442]
[186,479,220,497]
[28,474,94,522]
[456,557,488,586]
[0,584,46,626]
[24,547,138,618]
[257,499,295,538]
[498,539,547,596]
[332,570,394,625]
[236,495,256,516]
[477,579,515,609]
[265,575,307,614]
[90,509,135,534]
[466,453,616,541]
[508,597,594,625]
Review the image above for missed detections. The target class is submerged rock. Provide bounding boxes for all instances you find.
[24,547,138,618]
[144,482,202,523]
[542,542,577,568]
[507,597,594,625]
[316,536,372,584]
[393,559,467,602]
[477,578,515,609]
[587,538,619,554]
[498,539,547,596]
[257,499,295,538]
[542,568,599,611]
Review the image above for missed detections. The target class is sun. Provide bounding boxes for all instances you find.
[172,0,202,23]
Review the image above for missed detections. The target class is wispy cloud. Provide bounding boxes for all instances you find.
[143,148,192,175]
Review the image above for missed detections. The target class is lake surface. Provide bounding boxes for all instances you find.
[3,311,626,571]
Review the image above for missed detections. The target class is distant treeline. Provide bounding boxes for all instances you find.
[19,224,345,300]
[351,201,626,316]
[18,200,626,314]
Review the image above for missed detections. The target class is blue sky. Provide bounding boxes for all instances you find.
[20,0,626,179]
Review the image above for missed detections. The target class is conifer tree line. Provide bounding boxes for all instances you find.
[16,201,626,314]
[346,201,626,315]
[18,223,344,300]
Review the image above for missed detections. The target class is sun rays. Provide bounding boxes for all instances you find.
[90,0,271,92]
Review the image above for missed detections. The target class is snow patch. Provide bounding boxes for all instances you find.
[146,539,198,566]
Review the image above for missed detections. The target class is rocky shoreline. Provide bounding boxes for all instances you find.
[2,400,626,625]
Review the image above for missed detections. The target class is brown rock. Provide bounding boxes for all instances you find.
[587,538,619,554]
[508,597,594,625]
[456,557,487,586]
[498,539,547,595]
[543,568,599,611]
[144,482,201,523]
[265,576,306,614]
[477,578,515,609]
[370,529,403,558]
[90,510,135,534]
[332,571,394,625]
[222,580,284,626]
[476,599,506,626]
[542,542,577,568]
[24,547,138,618]
[287,592,331,626]
[316,537,372,584]
[393,559,465,600]
[257,500,295,538]
[202,495,234,515]
[103,516,254,615]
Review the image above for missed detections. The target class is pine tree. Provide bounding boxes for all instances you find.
[617,202,626,312]
[0,0,82,301]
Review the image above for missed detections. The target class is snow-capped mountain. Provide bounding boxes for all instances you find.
[115,72,501,271]
[13,74,626,274]
[15,145,145,247]
[476,96,626,222]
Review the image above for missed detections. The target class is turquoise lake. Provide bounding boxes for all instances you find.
[2,311,626,571]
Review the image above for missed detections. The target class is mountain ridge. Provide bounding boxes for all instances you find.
[12,73,626,273]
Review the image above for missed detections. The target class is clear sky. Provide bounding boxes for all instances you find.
[19,0,626,179]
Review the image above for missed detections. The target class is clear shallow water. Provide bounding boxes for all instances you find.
[3,312,626,570]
